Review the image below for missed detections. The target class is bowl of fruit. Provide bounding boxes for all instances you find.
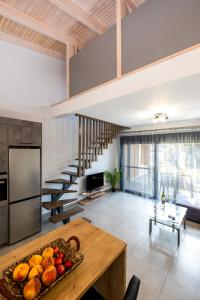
[0,236,84,300]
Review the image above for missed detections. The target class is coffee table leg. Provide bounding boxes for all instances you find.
[177,228,180,247]
[149,219,152,235]
[184,216,186,229]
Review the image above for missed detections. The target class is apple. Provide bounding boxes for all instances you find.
[54,257,62,267]
[53,246,59,254]
[62,256,68,264]
[59,252,65,260]
[65,260,73,270]
[57,264,65,276]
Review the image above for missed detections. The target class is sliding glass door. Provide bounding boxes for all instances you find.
[121,141,200,201]
[157,143,200,201]
[122,144,155,198]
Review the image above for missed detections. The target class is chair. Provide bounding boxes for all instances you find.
[81,275,140,300]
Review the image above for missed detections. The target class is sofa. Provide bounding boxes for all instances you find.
[176,196,200,223]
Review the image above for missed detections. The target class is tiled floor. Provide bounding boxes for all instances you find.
[1,192,200,300]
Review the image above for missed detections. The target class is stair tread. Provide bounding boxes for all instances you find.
[75,158,95,162]
[42,198,78,210]
[88,146,101,148]
[42,188,77,195]
[61,171,78,176]
[81,153,95,155]
[68,164,83,168]
[45,178,77,185]
[49,206,84,224]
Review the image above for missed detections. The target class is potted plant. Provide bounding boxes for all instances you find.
[104,168,122,192]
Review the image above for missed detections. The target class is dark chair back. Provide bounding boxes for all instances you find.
[124,275,140,300]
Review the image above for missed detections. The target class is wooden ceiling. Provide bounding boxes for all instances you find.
[0,0,146,60]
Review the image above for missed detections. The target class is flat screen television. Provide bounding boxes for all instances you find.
[86,172,104,192]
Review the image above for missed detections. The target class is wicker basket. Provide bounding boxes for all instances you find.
[0,236,84,300]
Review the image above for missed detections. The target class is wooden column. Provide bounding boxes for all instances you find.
[66,43,70,99]
[66,44,75,99]
[98,121,101,155]
[100,122,103,155]
[116,0,122,79]
[85,118,89,169]
[89,119,92,168]
[93,120,96,162]
[96,120,98,158]
[78,116,82,177]
[82,118,85,172]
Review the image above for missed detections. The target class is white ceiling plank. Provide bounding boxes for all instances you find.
[0,0,77,45]
[49,0,107,35]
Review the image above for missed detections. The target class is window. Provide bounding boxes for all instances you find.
[122,144,155,198]
[158,143,200,200]
[121,141,200,201]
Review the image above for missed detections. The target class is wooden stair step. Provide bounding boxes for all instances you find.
[42,188,77,195]
[75,158,95,162]
[49,206,84,224]
[42,198,78,210]
[68,164,83,168]
[61,171,78,177]
[81,152,95,155]
[45,178,77,185]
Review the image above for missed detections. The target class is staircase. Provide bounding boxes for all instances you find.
[42,114,128,225]
[76,114,128,177]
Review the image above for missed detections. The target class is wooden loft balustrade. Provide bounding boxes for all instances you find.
[76,114,129,177]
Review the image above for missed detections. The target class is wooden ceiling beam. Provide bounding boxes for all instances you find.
[49,0,107,35]
[0,0,78,45]
[0,31,65,60]
[126,0,137,13]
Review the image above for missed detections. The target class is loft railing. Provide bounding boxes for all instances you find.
[75,114,129,177]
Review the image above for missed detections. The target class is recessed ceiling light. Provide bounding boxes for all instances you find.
[154,112,169,122]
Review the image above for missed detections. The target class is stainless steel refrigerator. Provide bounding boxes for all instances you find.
[9,147,41,244]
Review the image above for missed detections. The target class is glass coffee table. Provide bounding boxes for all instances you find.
[149,202,187,246]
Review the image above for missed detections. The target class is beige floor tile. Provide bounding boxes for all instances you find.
[173,246,200,280]
[127,247,171,298]
[137,285,157,300]
[1,191,200,300]
[159,266,200,300]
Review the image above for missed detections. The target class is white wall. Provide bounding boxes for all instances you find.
[79,139,119,192]
[0,41,117,200]
[42,116,118,212]
[42,115,78,185]
[0,41,66,118]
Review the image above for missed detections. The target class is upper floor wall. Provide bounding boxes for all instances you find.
[70,0,200,97]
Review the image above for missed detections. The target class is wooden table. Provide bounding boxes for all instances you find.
[0,218,127,300]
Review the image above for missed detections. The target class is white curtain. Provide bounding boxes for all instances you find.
[120,130,200,201]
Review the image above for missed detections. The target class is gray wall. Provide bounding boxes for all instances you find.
[70,26,116,97]
[70,0,200,97]
[122,0,200,74]
[0,117,42,173]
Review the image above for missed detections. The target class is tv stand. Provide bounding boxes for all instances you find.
[94,187,102,192]
[80,186,110,204]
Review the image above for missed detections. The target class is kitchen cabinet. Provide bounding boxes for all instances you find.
[0,125,8,172]
[0,118,42,173]
[8,124,42,146]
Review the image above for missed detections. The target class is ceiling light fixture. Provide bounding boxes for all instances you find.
[154,112,169,122]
